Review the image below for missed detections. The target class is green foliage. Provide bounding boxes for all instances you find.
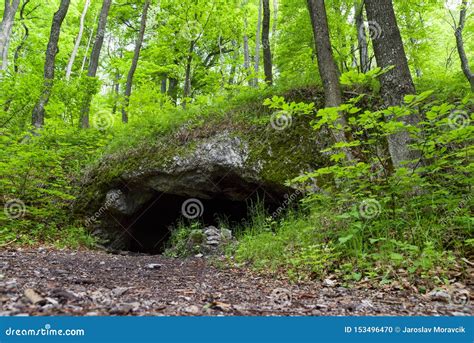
[236,90,472,284]
[339,67,390,93]
[163,221,205,257]
[0,0,472,292]
[0,121,105,247]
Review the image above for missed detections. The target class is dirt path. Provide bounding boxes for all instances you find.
[0,248,472,316]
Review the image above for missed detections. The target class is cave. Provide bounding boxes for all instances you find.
[111,188,284,255]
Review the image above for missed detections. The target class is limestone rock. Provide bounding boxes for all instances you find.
[77,121,323,252]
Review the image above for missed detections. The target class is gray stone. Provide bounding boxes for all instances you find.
[145,264,162,270]
[220,228,232,241]
[79,129,311,251]
[428,290,451,303]
[204,226,220,236]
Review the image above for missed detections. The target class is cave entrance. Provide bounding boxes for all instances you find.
[122,192,269,255]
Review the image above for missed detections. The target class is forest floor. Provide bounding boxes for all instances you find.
[0,248,472,316]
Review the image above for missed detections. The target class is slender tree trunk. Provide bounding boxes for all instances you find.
[350,43,358,68]
[253,0,262,87]
[365,0,420,168]
[0,0,21,71]
[262,0,273,85]
[13,0,31,73]
[182,39,195,109]
[80,12,96,73]
[66,0,90,80]
[228,41,239,85]
[3,0,30,113]
[122,0,150,123]
[80,0,112,128]
[307,0,354,161]
[243,19,252,86]
[161,77,167,93]
[241,0,252,86]
[354,0,369,73]
[168,77,178,104]
[455,0,474,91]
[31,0,70,128]
[307,0,342,107]
[272,0,278,51]
[111,71,120,115]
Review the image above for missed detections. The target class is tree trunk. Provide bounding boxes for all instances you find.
[272,0,278,51]
[182,41,194,109]
[80,0,112,128]
[455,0,474,91]
[243,19,252,86]
[262,0,273,85]
[228,41,239,85]
[307,0,342,107]
[365,0,420,168]
[3,0,30,113]
[253,0,262,87]
[111,71,120,115]
[0,0,21,71]
[354,0,369,73]
[307,0,354,161]
[161,77,167,93]
[122,0,150,123]
[80,12,96,73]
[13,0,31,73]
[31,0,70,128]
[168,77,178,104]
[66,0,90,80]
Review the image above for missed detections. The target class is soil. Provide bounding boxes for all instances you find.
[0,248,472,316]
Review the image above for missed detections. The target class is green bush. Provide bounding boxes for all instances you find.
[163,221,205,257]
[0,121,105,247]
[235,90,472,285]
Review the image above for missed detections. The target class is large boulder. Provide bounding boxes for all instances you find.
[76,106,329,253]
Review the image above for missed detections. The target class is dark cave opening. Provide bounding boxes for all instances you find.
[122,191,276,255]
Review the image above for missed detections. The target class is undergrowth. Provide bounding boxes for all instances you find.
[233,88,473,287]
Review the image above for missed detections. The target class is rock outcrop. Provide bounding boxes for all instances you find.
[77,112,328,253]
